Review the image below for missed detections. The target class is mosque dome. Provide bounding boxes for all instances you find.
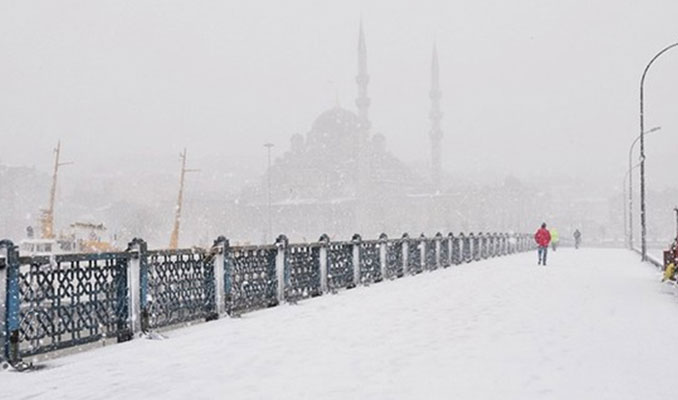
[310,107,360,138]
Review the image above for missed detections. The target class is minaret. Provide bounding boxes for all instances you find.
[429,44,443,190]
[356,20,371,130]
[355,20,370,234]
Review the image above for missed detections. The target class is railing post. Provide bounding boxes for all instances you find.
[497,233,502,256]
[495,233,500,257]
[448,233,454,266]
[434,232,442,269]
[275,235,288,303]
[493,233,498,256]
[0,240,21,365]
[0,245,6,365]
[478,233,486,259]
[126,238,146,337]
[419,233,426,270]
[487,233,493,257]
[318,234,330,294]
[401,233,410,276]
[469,233,476,262]
[352,234,362,286]
[378,233,388,280]
[212,236,229,317]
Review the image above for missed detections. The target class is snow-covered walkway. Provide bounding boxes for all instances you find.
[4,249,678,400]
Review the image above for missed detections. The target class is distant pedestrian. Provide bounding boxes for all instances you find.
[534,223,551,265]
[573,229,582,249]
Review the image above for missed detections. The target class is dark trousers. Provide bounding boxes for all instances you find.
[538,246,548,265]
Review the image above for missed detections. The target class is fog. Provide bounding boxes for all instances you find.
[1,0,678,249]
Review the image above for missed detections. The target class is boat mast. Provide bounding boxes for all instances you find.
[169,149,198,249]
[41,141,71,239]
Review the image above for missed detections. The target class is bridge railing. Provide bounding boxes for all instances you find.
[0,232,535,365]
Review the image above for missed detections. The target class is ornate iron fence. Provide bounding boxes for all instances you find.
[423,235,437,271]
[1,231,536,366]
[144,248,216,330]
[228,244,278,315]
[406,234,423,274]
[325,241,354,291]
[450,234,460,265]
[284,241,322,302]
[472,234,481,261]
[383,235,404,279]
[10,248,130,358]
[463,233,472,262]
[356,236,382,284]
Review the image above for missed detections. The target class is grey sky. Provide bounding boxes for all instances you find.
[1,0,678,188]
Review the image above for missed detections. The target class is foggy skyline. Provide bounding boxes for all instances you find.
[2,0,678,189]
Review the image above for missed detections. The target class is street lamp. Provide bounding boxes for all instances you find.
[264,143,274,243]
[639,41,678,261]
[623,161,642,248]
[627,126,660,249]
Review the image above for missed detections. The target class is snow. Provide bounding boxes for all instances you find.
[4,249,678,399]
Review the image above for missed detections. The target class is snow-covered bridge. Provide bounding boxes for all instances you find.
[4,248,678,400]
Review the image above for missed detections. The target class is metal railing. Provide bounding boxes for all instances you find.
[0,232,535,366]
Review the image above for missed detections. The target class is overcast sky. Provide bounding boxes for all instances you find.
[2,0,678,189]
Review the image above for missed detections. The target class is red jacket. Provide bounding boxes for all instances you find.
[534,228,551,247]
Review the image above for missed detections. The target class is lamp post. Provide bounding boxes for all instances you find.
[627,126,661,249]
[623,161,642,248]
[639,41,678,261]
[264,143,274,243]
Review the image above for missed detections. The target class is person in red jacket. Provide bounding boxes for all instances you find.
[534,223,552,265]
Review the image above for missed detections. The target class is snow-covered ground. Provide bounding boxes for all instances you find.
[4,249,678,400]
